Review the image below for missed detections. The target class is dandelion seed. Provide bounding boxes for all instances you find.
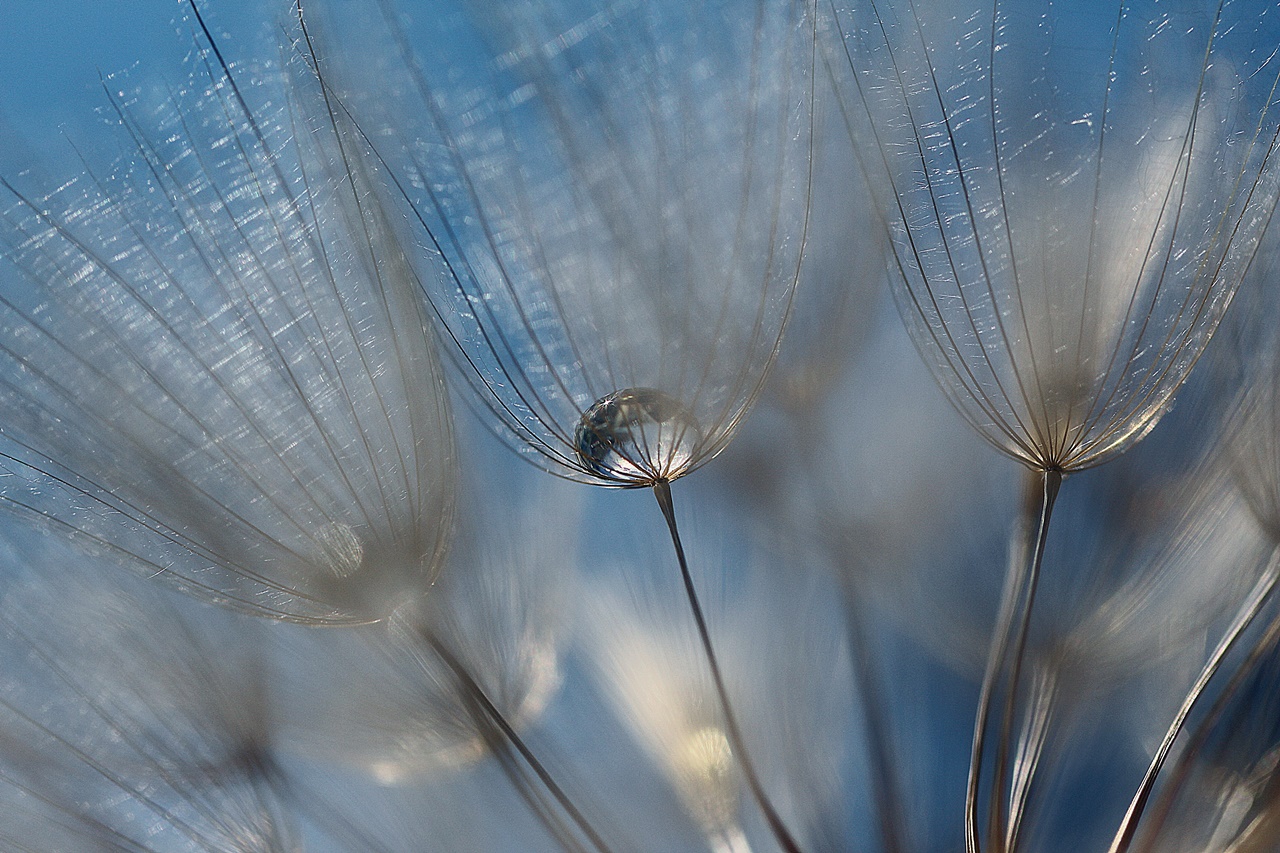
[1104,288,1280,853]
[297,0,816,490]
[296,0,821,848]
[831,0,1280,849]
[275,480,572,790]
[0,537,297,852]
[0,0,457,625]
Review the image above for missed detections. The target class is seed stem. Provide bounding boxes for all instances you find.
[1132,603,1280,853]
[418,626,614,853]
[653,479,804,853]
[966,467,1061,853]
[1107,545,1280,853]
[844,592,908,853]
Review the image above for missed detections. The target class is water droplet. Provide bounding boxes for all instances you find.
[574,388,701,484]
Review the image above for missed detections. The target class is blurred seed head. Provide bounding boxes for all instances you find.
[0,4,457,624]
[0,533,296,852]
[273,476,573,785]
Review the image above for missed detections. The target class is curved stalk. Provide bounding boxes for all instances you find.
[1003,667,1057,853]
[845,591,909,853]
[1107,545,1280,853]
[653,479,804,853]
[1133,603,1280,853]
[417,627,614,853]
[479,710,593,853]
[966,467,1062,853]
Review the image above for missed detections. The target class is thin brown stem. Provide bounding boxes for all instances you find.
[653,479,804,853]
[418,627,614,853]
[967,467,1062,853]
[1134,603,1280,853]
[845,592,908,853]
[1107,545,1280,853]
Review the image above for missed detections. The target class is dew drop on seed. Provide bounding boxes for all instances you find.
[574,388,702,483]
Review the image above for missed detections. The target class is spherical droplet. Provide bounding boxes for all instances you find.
[574,388,702,484]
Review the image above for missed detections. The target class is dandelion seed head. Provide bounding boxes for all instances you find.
[0,16,460,626]
[674,725,739,834]
[841,0,1280,476]
[0,540,298,852]
[574,388,702,486]
[293,0,815,491]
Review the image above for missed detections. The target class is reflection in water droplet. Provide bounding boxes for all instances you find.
[574,388,702,484]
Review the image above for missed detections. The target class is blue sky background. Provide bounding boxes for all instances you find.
[0,1,272,174]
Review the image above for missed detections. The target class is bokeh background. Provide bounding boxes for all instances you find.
[1,1,1279,851]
